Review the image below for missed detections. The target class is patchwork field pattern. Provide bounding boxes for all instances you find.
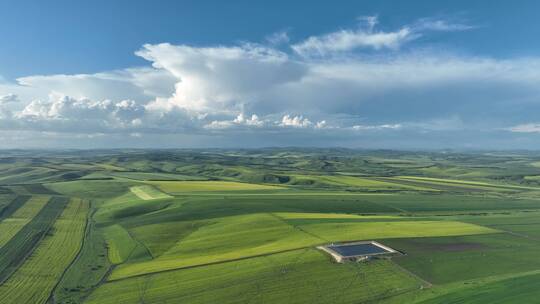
[87,249,422,304]
[0,196,67,283]
[1,149,540,304]
[0,199,88,304]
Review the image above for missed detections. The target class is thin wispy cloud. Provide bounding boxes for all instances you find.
[291,16,415,56]
[266,30,290,45]
[507,123,540,133]
[413,17,476,32]
[290,16,474,57]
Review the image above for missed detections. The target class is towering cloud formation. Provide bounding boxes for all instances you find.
[136,43,307,114]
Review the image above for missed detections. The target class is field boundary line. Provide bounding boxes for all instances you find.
[48,199,91,304]
[79,206,117,304]
[396,269,540,304]
[363,197,410,214]
[269,213,329,242]
[390,259,433,288]
[0,195,31,222]
[124,224,154,260]
[108,246,315,283]
[496,227,540,242]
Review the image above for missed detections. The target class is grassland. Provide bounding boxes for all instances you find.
[0,195,30,221]
[87,249,421,304]
[1,149,540,303]
[103,224,151,264]
[384,233,540,284]
[0,196,68,283]
[417,271,540,304]
[286,174,437,191]
[52,220,111,304]
[129,185,172,200]
[0,196,50,247]
[146,180,284,193]
[109,212,495,280]
[0,199,88,304]
[109,171,208,181]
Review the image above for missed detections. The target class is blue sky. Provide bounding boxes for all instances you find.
[1,0,540,149]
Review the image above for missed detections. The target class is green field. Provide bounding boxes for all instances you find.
[146,180,284,193]
[0,196,68,283]
[87,249,422,304]
[0,199,88,304]
[1,149,540,303]
[110,213,495,281]
[129,185,172,200]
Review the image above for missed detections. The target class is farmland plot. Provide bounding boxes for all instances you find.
[0,196,68,283]
[0,198,88,304]
[87,249,422,304]
[0,196,49,247]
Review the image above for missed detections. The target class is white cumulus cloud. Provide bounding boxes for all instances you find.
[280,115,313,128]
[136,43,306,114]
[2,15,540,148]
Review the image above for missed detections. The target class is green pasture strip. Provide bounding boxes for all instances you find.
[109,171,208,181]
[87,249,421,304]
[0,195,30,222]
[0,196,49,247]
[298,220,497,243]
[0,189,14,196]
[396,176,539,191]
[399,176,498,186]
[99,190,142,208]
[380,269,540,304]
[129,185,172,200]
[130,220,206,258]
[417,271,540,304]
[369,193,540,213]
[383,232,540,285]
[22,183,58,195]
[0,199,88,304]
[45,180,135,199]
[275,212,425,226]
[530,161,540,168]
[103,224,149,264]
[298,175,437,191]
[94,197,172,225]
[111,194,398,228]
[461,213,540,240]
[147,192,398,198]
[146,180,284,193]
[0,196,69,284]
[94,163,128,171]
[109,213,321,280]
[377,177,503,193]
[109,213,496,281]
[52,216,112,304]
[274,212,398,220]
[5,185,31,195]
[0,167,58,184]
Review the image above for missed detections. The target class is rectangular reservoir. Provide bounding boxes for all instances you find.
[319,241,398,262]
